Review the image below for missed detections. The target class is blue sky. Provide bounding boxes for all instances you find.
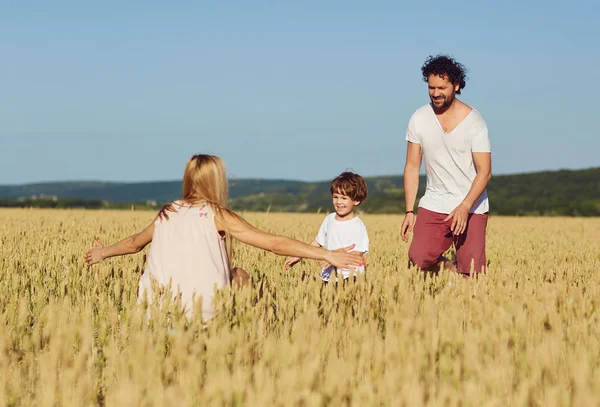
[1,1,598,184]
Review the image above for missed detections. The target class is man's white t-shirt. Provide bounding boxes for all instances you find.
[405,104,491,214]
[315,213,369,281]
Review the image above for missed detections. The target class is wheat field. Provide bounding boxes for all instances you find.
[1,208,599,406]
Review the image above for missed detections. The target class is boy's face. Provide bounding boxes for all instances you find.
[332,191,360,218]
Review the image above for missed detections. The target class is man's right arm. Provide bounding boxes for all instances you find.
[404,141,422,212]
[401,141,422,242]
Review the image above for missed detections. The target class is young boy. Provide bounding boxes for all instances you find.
[284,171,369,283]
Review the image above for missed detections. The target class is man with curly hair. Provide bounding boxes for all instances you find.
[401,55,492,276]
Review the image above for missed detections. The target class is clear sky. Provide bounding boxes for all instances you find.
[1,1,598,184]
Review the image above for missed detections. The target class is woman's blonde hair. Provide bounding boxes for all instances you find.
[159,154,237,266]
[182,154,229,207]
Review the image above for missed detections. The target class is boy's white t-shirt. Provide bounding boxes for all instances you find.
[405,104,491,214]
[315,213,369,281]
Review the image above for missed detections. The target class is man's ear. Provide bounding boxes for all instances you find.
[354,200,361,206]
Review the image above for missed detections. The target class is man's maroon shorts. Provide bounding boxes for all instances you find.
[408,207,488,275]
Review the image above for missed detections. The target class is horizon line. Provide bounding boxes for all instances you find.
[1,166,598,187]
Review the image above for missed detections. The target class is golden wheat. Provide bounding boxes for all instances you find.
[1,208,599,406]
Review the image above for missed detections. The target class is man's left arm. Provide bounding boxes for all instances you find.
[444,152,492,234]
[463,152,492,206]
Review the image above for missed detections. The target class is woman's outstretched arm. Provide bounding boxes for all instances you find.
[84,215,157,266]
[216,210,364,270]
[284,240,321,270]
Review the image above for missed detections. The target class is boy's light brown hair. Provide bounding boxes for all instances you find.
[330,172,368,203]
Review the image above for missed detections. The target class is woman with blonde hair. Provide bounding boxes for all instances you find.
[85,154,364,321]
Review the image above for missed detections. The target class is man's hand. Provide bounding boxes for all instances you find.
[444,202,471,235]
[401,213,416,243]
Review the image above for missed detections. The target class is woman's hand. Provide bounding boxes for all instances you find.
[323,244,365,270]
[84,237,106,267]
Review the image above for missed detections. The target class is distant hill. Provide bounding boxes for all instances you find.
[1,167,599,216]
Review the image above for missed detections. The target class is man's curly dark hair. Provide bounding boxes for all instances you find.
[421,55,468,94]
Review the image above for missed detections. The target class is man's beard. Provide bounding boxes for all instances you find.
[431,93,455,111]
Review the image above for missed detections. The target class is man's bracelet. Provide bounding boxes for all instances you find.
[406,210,414,214]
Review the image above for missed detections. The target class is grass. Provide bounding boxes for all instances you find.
[0,208,599,406]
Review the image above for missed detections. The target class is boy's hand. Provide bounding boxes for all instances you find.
[85,237,106,267]
[318,260,331,270]
[284,256,301,270]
